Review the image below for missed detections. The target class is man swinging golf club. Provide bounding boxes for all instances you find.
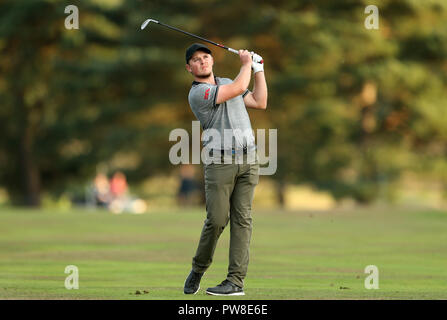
[183,43,268,296]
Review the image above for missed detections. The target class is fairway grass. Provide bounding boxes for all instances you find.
[0,206,446,299]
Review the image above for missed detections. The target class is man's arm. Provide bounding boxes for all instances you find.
[244,53,267,110]
[215,50,252,105]
[244,71,267,110]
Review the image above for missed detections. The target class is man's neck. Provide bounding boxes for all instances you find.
[194,73,216,85]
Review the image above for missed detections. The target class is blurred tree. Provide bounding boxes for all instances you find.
[0,0,198,205]
[259,0,447,204]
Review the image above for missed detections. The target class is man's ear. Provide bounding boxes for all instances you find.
[185,63,192,73]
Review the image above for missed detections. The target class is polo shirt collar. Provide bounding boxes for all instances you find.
[192,76,219,86]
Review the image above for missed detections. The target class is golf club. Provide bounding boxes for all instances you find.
[140,18,263,64]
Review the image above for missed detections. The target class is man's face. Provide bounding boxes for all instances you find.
[186,51,213,78]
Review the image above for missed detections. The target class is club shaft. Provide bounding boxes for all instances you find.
[144,19,263,64]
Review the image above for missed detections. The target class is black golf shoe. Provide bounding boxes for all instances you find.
[183,270,204,294]
[206,280,245,296]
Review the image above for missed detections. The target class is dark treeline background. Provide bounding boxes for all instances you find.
[1,0,446,207]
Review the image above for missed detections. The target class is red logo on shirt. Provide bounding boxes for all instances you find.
[204,88,210,100]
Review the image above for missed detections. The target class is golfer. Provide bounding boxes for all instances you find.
[183,43,267,296]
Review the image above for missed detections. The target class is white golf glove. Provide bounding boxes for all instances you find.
[251,52,264,74]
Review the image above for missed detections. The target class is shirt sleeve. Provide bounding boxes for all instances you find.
[242,89,251,98]
[189,83,220,109]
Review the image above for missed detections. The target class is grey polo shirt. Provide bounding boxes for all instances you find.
[188,76,256,151]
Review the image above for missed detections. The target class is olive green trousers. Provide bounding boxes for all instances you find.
[192,159,259,288]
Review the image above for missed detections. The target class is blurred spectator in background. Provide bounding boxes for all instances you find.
[93,173,111,207]
[110,171,128,200]
[109,171,129,213]
[177,164,200,206]
[87,171,147,214]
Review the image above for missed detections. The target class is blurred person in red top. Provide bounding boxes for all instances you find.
[110,171,128,200]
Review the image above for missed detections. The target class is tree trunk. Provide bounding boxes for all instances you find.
[276,180,286,208]
[19,126,41,207]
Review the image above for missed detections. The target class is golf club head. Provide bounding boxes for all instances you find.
[141,19,159,30]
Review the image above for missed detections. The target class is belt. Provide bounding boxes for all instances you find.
[212,147,248,156]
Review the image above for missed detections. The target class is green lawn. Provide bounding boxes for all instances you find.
[0,205,446,299]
